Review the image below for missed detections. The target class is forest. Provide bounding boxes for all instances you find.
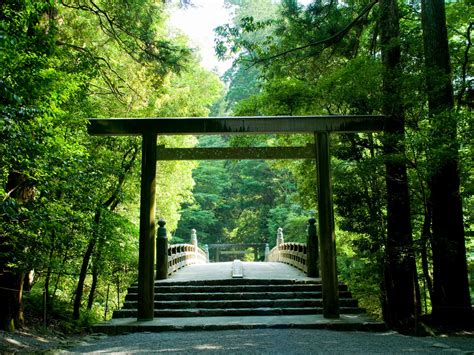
[0,0,472,335]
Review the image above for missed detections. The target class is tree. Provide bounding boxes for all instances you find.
[379,0,419,330]
[421,0,472,325]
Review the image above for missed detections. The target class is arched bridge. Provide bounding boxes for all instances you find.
[93,220,386,334]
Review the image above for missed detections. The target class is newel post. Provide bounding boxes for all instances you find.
[191,228,198,248]
[204,244,209,262]
[156,219,168,280]
[306,218,319,277]
[264,243,270,261]
[276,227,284,246]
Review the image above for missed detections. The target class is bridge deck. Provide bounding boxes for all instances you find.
[161,262,319,282]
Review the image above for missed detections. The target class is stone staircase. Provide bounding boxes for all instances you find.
[113,278,365,318]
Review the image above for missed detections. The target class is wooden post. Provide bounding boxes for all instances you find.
[306,217,319,278]
[315,132,340,318]
[138,133,157,321]
[156,220,168,280]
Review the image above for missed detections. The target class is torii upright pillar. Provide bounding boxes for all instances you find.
[137,133,157,320]
[315,132,339,318]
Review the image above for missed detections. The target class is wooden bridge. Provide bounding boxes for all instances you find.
[93,225,386,334]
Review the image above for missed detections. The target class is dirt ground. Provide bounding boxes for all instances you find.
[0,327,102,353]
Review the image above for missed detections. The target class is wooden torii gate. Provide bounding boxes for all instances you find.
[88,115,385,321]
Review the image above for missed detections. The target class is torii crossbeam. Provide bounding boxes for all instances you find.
[88,115,385,321]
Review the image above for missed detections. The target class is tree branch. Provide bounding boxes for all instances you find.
[248,0,379,66]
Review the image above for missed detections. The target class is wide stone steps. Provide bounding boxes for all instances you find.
[112,278,365,320]
[127,284,348,294]
[124,291,353,301]
[121,298,359,309]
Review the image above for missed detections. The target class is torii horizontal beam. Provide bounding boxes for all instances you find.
[155,144,315,160]
[87,115,385,135]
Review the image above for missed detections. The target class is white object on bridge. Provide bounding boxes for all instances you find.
[264,243,270,261]
[231,259,244,278]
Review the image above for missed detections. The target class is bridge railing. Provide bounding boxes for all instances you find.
[168,243,207,275]
[156,223,209,279]
[266,219,319,277]
[268,242,307,273]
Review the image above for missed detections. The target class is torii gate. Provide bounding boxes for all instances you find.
[88,115,385,321]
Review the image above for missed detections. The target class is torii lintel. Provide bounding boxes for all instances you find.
[87,115,385,136]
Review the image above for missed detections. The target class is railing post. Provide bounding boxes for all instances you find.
[306,217,319,277]
[277,227,284,246]
[204,244,209,262]
[264,243,270,261]
[156,219,168,280]
[191,228,198,248]
[191,228,198,259]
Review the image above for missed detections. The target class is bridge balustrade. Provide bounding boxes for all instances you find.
[268,242,308,273]
[266,219,319,277]
[167,243,207,275]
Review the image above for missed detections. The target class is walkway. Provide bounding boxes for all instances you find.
[161,261,317,282]
[69,328,474,353]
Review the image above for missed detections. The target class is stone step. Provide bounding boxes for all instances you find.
[128,284,348,294]
[113,306,366,318]
[94,315,387,335]
[121,298,359,310]
[124,291,353,301]
[152,279,322,286]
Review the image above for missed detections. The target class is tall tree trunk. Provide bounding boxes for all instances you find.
[420,203,434,300]
[0,172,35,331]
[72,208,101,320]
[379,0,419,331]
[421,0,472,325]
[87,235,105,310]
[43,229,56,322]
[0,272,25,331]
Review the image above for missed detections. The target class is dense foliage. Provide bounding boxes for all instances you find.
[212,0,472,330]
[0,0,221,331]
[0,0,471,334]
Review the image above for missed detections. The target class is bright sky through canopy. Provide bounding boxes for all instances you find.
[169,1,233,75]
[169,0,313,75]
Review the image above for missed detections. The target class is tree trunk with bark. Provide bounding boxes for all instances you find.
[0,172,35,331]
[72,208,101,320]
[421,0,472,325]
[379,0,419,331]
